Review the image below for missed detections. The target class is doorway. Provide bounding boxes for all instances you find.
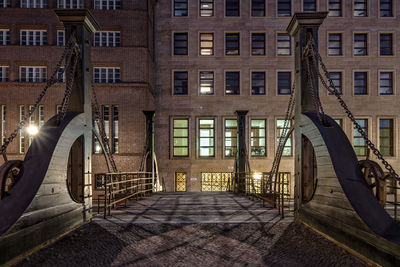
[175,172,187,192]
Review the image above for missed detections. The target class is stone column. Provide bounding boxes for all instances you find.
[235,110,248,193]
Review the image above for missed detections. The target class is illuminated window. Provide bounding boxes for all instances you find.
[200,33,214,56]
[19,105,25,154]
[379,119,393,156]
[353,119,368,156]
[112,106,118,154]
[251,119,266,156]
[251,33,265,55]
[200,0,214,16]
[199,71,214,95]
[334,119,343,128]
[199,119,214,157]
[225,119,237,157]
[173,118,189,157]
[277,119,292,156]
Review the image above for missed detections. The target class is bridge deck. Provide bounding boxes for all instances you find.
[16,193,366,266]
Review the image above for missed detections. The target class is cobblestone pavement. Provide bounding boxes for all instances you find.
[15,193,366,267]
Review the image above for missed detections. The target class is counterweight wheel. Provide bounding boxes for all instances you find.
[0,160,24,200]
[358,160,386,206]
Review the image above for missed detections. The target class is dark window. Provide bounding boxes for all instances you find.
[251,33,265,55]
[380,33,393,56]
[328,33,342,56]
[251,72,266,95]
[353,119,368,156]
[303,0,316,12]
[380,0,393,17]
[379,119,394,156]
[173,71,188,95]
[278,72,291,95]
[226,0,240,16]
[379,72,393,95]
[277,0,291,17]
[354,72,367,95]
[277,33,291,55]
[200,0,214,16]
[225,33,240,55]
[252,0,265,17]
[225,71,240,95]
[353,33,367,56]
[174,33,188,55]
[329,72,342,95]
[329,0,342,16]
[354,0,367,17]
[0,0,10,8]
[174,0,188,16]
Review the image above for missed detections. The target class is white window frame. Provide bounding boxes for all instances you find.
[0,29,10,45]
[57,0,83,8]
[19,66,47,82]
[19,105,25,154]
[57,30,65,46]
[20,0,47,8]
[0,66,9,82]
[0,0,10,8]
[20,30,47,46]
[94,0,120,10]
[94,31,121,47]
[93,67,121,83]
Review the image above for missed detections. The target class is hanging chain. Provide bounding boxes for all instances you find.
[0,35,77,156]
[308,38,399,180]
[91,85,118,173]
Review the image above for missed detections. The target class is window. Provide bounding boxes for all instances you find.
[379,119,394,156]
[334,119,343,128]
[277,72,291,95]
[251,72,266,95]
[0,0,10,7]
[380,0,393,17]
[174,0,188,16]
[225,32,240,55]
[1,105,5,145]
[39,105,44,128]
[303,0,316,12]
[226,0,240,16]
[251,119,266,156]
[174,33,188,55]
[379,72,393,95]
[0,30,9,45]
[173,71,188,95]
[93,110,101,154]
[354,0,367,17]
[277,119,292,156]
[57,67,65,83]
[353,119,368,156]
[200,0,214,16]
[200,33,214,56]
[103,106,110,145]
[329,72,342,94]
[94,31,120,47]
[93,67,120,83]
[353,33,367,56]
[251,33,265,55]
[224,119,237,157]
[329,0,342,16]
[20,66,47,82]
[328,33,342,56]
[354,72,367,95]
[21,0,47,8]
[19,105,25,154]
[173,118,189,157]
[199,71,214,95]
[28,105,35,147]
[0,66,9,82]
[380,33,393,56]
[57,0,83,8]
[112,105,118,154]
[252,0,265,17]
[57,30,65,46]
[277,0,291,17]
[20,30,47,46]
[199,119,214,157]
[277,33,291,56]
[94,0,120,10]
[225,71,240,95]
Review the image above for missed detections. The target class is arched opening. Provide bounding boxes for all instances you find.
[67,135,84,203]
[301,134,317,202]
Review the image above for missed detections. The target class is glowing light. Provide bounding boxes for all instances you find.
[95,144,101,153]
[253,173,262,180]
[27,125,39,136]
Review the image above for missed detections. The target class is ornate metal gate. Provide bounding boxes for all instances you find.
[201,172,233,192]
[175,172,187,192]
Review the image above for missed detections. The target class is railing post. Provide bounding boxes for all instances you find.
[104,175,107,218]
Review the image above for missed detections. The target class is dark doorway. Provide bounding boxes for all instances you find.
[301,135,317,202]
[67,135,84,203]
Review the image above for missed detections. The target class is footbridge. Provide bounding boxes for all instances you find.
[0,10,400,267]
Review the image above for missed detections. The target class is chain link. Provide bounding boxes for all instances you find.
[308,38,399,181]
[0,35,77,155]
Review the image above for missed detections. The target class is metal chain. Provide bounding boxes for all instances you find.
[309,39,399,180]
[0,35,76,155]
[91,85,118,173]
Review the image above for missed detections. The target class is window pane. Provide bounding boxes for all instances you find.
[226,0,240,17]
[173,118,189,157]
[278,0,291,17]
[225,71,240,95]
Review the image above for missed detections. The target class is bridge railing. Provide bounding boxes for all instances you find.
[233,172,292,218]
[384,175,400,222]
[94,172,154,218]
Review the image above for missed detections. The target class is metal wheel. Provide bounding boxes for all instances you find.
[0,160,24,200]
[358,160,386,206]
